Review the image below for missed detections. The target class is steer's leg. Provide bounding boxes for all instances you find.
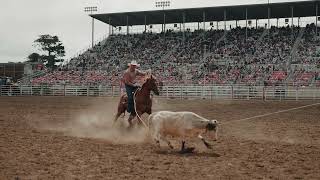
[181,141,186,151]
[151,127,161,148]
[214,127,218,141]
[198,134,212,149]
[179,140,195,154]
[155,133,174,149]
[161,137,174,149]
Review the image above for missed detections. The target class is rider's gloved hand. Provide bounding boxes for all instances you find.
[133,83,141,88]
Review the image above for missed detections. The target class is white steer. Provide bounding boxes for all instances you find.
[148,111,218,152]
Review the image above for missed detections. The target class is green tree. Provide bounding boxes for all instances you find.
[34,34,65,70]
[27,53,41,63]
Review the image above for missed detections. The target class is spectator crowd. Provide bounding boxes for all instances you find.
[31,23,320,86]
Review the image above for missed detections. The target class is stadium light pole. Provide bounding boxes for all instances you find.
[316,3,318,36]
[155,0,171,34]
[268,0,270,29]
[84,6,98,48]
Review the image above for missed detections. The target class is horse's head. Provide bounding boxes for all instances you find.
[142,74,160,96]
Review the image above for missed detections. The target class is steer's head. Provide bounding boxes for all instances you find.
[205,119,218,132]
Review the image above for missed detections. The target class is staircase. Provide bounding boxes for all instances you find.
[18,71,46,85]
[290,28,305,62]
[216,31,228,46]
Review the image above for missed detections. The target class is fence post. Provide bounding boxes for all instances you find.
[87,86,90,97]
[295,87,298,101]
[231,85,234,100]
[166,86,169,99]
[247,86,250,100]
[40,85,43,96]
[112,86,114,97]
[210,86,213,100]
[313,88,316,101]
[263,87,265,101]
[31,85,33,96]
[180,86,183,99]
[64,85,66,96]
[20,85,22,96]
[75,86,77,96]
[202,86,205,99]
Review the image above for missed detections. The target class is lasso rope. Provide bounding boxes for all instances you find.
[222,102,320,125]
[133,88,149,129]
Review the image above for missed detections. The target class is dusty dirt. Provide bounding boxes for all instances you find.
[0,97,320,180]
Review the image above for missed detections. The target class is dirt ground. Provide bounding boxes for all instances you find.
[0,97,320,180]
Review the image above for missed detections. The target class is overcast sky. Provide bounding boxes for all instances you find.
[0,0,295,63]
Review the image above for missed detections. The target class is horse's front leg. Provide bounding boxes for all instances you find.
[127,113,136,128]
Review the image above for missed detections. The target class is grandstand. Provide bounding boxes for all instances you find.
[0,63,25,82]
[29,1,320,86]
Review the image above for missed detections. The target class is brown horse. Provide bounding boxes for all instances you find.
[113,75,160,127]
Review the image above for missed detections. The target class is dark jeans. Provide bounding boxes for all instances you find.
[125,84,138,113]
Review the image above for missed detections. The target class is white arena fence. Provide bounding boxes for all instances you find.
[1,85,320,101]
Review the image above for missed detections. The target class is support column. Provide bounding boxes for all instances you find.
[268,5,271,39]
[182,12,186,44]
[256,19,258,29]
[291,6,294,28]
[108,17,112,36]
[291,6,294,42]
[268,6,271,29]
[197,22,200,30]
[224,9,227,31]
[126,15,129,35]
[203,11,206,30]
[126,15,129,44]
[277,18,279,28]
[144,15,147,32]
[316,3,318,36]
[216,21,219,30]
[236,20,238,27]
[298,17,300,27]
[163,12,166,34]
[92,17,94,48]
[245,8,248,41]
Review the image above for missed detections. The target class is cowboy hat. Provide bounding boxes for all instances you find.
[128,60,140,67]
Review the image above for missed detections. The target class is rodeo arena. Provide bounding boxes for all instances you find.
[1,0,320,179]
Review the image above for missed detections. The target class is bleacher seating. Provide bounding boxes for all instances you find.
[30,23,320,86]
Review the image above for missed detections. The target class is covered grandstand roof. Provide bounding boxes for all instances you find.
[92,0,320,27]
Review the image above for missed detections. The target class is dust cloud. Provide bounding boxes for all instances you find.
[29,99,151,144]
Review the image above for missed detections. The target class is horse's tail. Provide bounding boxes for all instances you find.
[113,95,127,127]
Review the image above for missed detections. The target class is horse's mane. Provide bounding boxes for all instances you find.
[141,75,154,89]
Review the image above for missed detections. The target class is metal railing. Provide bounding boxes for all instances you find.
[0,85,320,100]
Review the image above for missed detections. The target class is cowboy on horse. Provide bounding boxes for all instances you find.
[114,60,160,128]
[123,60,147,114]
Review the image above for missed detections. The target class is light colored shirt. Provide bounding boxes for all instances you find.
[123,68,145,86]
